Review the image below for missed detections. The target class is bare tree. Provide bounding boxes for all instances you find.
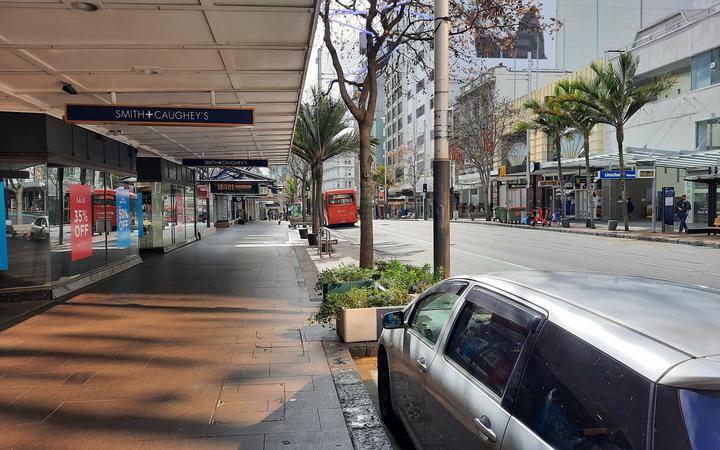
[321,0,548,268]
[453,79,518,220]
[400,142,424,214]
[287,154,310,222]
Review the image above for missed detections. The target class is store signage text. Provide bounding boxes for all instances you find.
[116,189,131,249]
[183,159,268,168]
[599,170,637,179]
[70,184,93,261]
[65,104,254,127]
[210,182,260,195]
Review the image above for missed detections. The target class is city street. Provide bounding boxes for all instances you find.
[331,220,720,289]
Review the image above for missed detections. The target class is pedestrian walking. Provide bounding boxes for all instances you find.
[676,194,691,233]
[627,196,635,221]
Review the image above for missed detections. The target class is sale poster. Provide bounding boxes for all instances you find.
[116,188,131,249]
[69,184,92,261]
[137,192,143,239]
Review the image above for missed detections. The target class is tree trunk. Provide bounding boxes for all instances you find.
[359,122,374,269]
[583,132,594,229]
[300,179,307,222]
[15,185,24,225]
[555,136,566,219]
[311,164,323,233]
[617,126,629,231]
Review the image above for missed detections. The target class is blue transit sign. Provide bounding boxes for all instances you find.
[182,159,268,168]
[136,192,144,239]
[599,170,637,179]
[65,104,254,127]
[116,189,131,249]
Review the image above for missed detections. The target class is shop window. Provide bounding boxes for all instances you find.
[1,162,50,289]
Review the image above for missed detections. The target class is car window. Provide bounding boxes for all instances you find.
[408,281,468,346]
[654,385,720,450]
[34,218,44,226]
[514,322,651,450]
[445,287,539,398]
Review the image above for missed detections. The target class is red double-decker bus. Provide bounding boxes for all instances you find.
[324,189,358,227]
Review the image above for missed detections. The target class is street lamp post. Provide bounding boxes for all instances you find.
[433,0,450,276]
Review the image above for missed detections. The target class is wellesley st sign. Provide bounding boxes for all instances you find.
[65,104,254,127]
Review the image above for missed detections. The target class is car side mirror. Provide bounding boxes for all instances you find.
[382,311,405,329]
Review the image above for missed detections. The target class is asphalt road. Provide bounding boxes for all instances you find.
[330,220,720,289]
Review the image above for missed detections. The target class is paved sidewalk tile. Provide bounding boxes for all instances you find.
[0,223,352,449]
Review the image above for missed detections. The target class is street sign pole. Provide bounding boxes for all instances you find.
[433,0,450,277]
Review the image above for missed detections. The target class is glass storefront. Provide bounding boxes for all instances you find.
[136,182,196,250]
[1,162,140,292]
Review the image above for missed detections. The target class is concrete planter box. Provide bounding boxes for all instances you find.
[298,227,308,239]
[336,306,402,343]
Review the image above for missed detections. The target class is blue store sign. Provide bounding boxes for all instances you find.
[66,104,254,127]
[137,192,144,239]
[599,170,637,179]
[116,189,131,249]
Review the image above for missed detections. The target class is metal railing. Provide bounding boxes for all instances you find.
[317,227,334,259]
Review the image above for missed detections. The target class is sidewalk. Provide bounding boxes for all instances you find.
[0,222,385,449]
[455,218,720,248]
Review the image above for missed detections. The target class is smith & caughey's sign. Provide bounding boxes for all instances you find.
[65,104,254,127]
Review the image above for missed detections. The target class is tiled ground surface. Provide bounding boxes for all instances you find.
[0,223,351,449]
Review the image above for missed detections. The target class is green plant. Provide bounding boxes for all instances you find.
[309,260,443,325]
[315,264,374,293]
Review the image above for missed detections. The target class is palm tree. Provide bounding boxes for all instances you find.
[555,81,601,229]
[519,98,574,220]
[292,91,359,233]
[562,53,676,231]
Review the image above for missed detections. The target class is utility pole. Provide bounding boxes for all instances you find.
[384,141,388,219]
[317,46,322,90]
[526,52,532,212]
[433,0,450,276]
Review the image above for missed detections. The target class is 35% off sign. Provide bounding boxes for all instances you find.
[70,184,93,261]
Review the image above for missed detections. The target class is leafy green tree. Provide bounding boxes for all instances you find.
[555,80,602,228]
[292,91,359,233]
[518,98,574,219]
[562,53,675,231]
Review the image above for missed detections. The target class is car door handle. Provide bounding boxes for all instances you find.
[474,416,497,443]
[416,356,427,372]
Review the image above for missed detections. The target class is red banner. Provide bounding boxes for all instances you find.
[70,184,92,261]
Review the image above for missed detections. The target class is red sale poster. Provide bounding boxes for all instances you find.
[70,184,92,261]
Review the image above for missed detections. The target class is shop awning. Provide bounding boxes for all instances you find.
[540,147,720,170]
[0,1,319,166]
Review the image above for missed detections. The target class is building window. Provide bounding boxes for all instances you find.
[691,47,720,90]
[398,120,403,131]
[430,97,434,110]
[416,79,425,93]
[417,105,425,117]
[696,118,720,150]
[429,70,435,82]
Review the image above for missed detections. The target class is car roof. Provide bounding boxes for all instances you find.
[459,272,720,381]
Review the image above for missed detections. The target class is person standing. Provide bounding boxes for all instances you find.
[676,194,691,233]
[627,196,635,221]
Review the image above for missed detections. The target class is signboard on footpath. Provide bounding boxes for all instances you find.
[70,184,92,261]
[116,189,131,249]
[66,104,254,127]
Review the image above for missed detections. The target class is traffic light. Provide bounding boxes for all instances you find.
[422,183,427,193]
[499,165,507,177]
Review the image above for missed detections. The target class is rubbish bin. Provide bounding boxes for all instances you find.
[508,207,525,223]
[495,207,508,223]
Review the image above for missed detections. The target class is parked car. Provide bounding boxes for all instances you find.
[29,216,49,240]
[378,272,720,450]
[400,211,415,219]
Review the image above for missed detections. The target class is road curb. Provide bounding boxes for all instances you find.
[323,341,392,450]
[455,220,719,249]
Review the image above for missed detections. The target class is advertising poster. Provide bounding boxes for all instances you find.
[0,186,7,271]
[69,184,92,261]
[116,188,131,249]
[137,192,144,239]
